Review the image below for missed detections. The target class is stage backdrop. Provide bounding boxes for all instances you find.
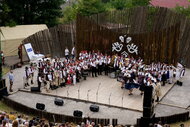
[76,15,180,65]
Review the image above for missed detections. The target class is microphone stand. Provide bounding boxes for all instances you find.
[109,93,112,106]
[78,83,81,99]
[122,90,125,107]
[67,87,69,97]
[96,83,101,102]
[87,89,91,101]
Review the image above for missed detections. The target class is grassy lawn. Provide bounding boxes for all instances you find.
[0,101,15,113]
[170,120,190,127]
[0,100,35,119]
[2,66,10,76]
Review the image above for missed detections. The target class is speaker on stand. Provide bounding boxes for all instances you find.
[139,86,155,127]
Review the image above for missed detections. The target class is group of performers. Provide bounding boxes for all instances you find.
[22,49,185,100]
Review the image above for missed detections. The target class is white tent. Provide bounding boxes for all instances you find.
[0,24,48,56]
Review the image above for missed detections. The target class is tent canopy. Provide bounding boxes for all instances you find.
[0,24,48,56]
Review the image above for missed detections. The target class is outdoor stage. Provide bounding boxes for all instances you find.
[3,64,190,125]
[4,64,174,111]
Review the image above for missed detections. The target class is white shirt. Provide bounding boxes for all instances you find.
[65,48,69,55]
[71,47,75,55]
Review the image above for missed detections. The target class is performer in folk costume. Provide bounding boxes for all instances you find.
[73,73,77,85]
[47,71,53,90]
[37,73,43,92]
[66,74,72,85]
[91,60,97,77]
[23,66,30,88]
[169,66,174,84]
[155,80,162,102]
[54,70,60,87]
[29,63,35,84]
[161,70,167,86]
[59,67,66,86]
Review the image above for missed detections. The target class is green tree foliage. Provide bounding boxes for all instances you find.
[61,4,78,23]
[132,0,150,6]
[0,0,65,27]
[62,0,152,23]
[77,0,105,16]
[173,6,190,19]
[109,0,132,10]
[0,0,16,26]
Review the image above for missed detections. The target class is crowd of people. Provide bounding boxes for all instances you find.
[8,48,185,102]
[0,111,119,127]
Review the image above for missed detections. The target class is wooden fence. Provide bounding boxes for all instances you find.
[76,14,180,65]
[23,7,190,67]
[23,23,76,58]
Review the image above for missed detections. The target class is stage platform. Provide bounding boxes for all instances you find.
[3,65,190,125]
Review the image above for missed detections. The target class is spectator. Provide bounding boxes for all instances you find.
[8,70,14,92]
[0,120,7,127]
[12,120,18,127]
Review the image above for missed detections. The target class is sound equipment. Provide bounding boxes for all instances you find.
[176,80,183,86]
[31,87,40,92]
[60,82,66,87]
[90,104,99,112]
[0,87,8,99]
[143,106,154,118]
[36,103,45,110]
[143,86,154,118]
[73,110,83,117]
[54,98,64,106]
[0,79,6,89]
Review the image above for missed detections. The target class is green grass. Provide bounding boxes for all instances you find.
[2,66,10,76]
[0,101,17,113]
[0,101,35,119]
[170,120,190,127]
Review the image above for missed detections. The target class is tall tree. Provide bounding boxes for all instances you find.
[0,0,16,26]
[4,0,65,27]
[132,0,150,6]
[109,0,132,10]
[77,0,106,16]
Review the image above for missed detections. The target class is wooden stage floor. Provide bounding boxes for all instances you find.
[4,64,174,112]
[41,75,174,112]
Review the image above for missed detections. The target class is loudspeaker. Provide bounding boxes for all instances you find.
[143,86,153,107]
[90,104,99,112]
[143,86,154,118]
[36,103,45,110]
[143,106,154,118]
[31,87,40,92]
[0,79,6,89]
[73,110,83,117]
[54,98,64,106]
[176,80,183,86]
[0,87,8,99]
